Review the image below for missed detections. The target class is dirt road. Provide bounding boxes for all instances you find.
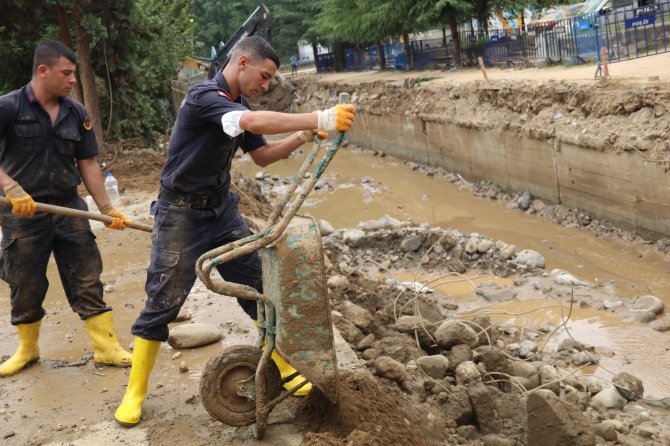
[322,51,670,85]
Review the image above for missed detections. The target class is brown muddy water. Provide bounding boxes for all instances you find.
[237,145,670,399]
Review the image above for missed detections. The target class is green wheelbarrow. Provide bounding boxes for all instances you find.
[195,93,350,439]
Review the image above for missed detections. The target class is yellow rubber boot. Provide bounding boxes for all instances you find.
[253,320,312,396]
[270,350,313,396]
[0,320,41,377]
[114,337,160,426]
[84,311,132,367]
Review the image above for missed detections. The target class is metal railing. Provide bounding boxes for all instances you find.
[318,1,670,71]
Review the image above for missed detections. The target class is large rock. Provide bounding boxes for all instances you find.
[468,383,527,443]
[509,361,539,390]
[472,314,493,345]
[331,311,364,344]
[474,345,510,377]
[537,364,561,395]
[612,372,644,401]
[508,340,538,359]
[593,422,618,442]
[446,344,473,371]
[400,235,423,252]
[395,315,437,347]
[590,388,627,411]
[318,219,335,236]
[372,356,406,382]
[417,355,450,380]
[514,250,546,269]
[357,214,401,231]
[167,323,222,349]
[563,386,590,411]
[337,301,373,330]
[327,274,350,290]
[476,286,519,302]
[527,390,596,446]
[455,361,482,386]
[630,295,664,314]
[342,229,365,244]
[435,320,479,349]
[650,319,670,332]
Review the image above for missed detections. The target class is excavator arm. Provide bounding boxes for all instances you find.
[495,7,513,32]
[208,3,271,79]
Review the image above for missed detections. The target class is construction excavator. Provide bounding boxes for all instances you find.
[208,3,271,78]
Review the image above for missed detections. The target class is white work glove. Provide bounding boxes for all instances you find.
[316,104,356,132]
[295,130,328,143]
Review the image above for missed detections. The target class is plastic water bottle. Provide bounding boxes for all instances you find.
[104,172,120,205]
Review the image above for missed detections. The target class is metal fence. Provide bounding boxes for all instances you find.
[316,0,670,71]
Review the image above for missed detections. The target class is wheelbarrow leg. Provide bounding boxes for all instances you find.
[254,302,274,439]
[254,348,272,439]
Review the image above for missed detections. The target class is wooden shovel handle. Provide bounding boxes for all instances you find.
[0,196,153,232]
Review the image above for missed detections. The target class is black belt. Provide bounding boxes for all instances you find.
[159,185,225,209]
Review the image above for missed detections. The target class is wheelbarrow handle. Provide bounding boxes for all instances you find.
[263,92,351,230]
[0,196,153,232]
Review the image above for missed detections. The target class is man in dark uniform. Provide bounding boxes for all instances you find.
[114,36,356,426]
[0,41,134,377]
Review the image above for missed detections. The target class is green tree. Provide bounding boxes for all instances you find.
[98,0,192,141]
[355,0,419,70]
[271,0,324,63]
[412,0,472,66]
[314,0,421,70]
[0,2,59,94]
[0,1,192,145]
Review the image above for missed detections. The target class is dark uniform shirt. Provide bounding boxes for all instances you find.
[160,72,266,196]
[0,83,98,201]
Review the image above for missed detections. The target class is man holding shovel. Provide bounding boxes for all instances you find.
[0,40,134,376]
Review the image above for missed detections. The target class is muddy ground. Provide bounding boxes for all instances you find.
[2,55,670,445]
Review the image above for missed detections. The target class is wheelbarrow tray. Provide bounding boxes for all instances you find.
[261,215,338,402]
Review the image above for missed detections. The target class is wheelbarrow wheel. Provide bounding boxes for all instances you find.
[200,345,281,426]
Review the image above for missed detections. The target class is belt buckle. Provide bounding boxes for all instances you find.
[188,194,208,208]
[193,196,206,208]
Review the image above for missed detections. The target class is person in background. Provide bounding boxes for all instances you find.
[114,35,356,426]
[290,54,298,75]
[0,40,134,377]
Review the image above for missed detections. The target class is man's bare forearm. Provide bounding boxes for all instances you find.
[240,110,318,135]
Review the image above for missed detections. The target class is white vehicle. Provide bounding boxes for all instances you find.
[581,0,655,14]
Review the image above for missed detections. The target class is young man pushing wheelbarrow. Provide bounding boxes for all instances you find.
[114,36,356,426]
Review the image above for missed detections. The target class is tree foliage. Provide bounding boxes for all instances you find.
[0,1,58,93]
[271,0,323,62]
[99,0,192,141]
[0,0,192,145]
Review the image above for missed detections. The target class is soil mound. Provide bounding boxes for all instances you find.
[298,371,437,446]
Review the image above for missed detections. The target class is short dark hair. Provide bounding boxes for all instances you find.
[33,40,77,74]
[230,36,280,69]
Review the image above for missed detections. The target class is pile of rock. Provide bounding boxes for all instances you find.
[320,217,670,445]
